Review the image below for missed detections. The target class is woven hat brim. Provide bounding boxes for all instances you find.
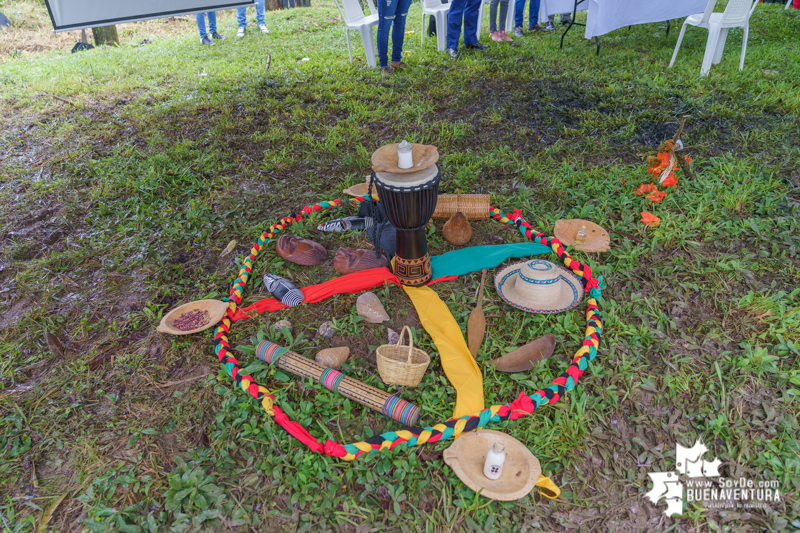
[494,260,583,314]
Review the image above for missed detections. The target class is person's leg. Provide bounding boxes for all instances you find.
[545,13,555,30]
[462,0,482,45]
[256,0,266,27]
[498,0,508,31]
[560,12,571,25]
[196,13,208,38]
[378,0,399,68]
[514,0,525,29]
[529,0,539,27]
[237,7,247,28]
[490,0,499,33]
[390,0,413,65]
[446,0,467,49]
[208,11,217,34]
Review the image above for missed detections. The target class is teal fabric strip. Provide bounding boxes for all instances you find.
[430,243,552,279]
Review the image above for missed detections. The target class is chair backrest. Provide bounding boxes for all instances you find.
[722,0,757,24]
[697,0,718,24]
[422,0,444,10]
[334,0,367,24]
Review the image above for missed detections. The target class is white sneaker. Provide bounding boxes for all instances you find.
[236,27,245,38]
[258,23,269,34]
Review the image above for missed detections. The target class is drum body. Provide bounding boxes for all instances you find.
[372,165,440,286]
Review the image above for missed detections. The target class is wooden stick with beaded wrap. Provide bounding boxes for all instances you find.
[255,340,420,426]
[211,198,605,461]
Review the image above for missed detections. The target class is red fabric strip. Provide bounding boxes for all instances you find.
[232,267,399,321]
[231,268,458,322]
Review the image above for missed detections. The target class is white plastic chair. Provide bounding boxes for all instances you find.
[669,0,758,76]
[421,0,451,51]
[332,0,379,68]
[476,0,515,37]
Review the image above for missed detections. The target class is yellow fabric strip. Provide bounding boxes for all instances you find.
[403,285,484,419]
[535,475,561,499]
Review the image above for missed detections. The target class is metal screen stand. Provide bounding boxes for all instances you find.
[559,0,600,55]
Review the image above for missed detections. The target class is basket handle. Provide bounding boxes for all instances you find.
[397,325,415,364]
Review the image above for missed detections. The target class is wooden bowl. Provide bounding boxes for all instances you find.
[443,430,542,501]
[554,219,610,253]
[157,299,229,335]
[371,143,439,174]
[343,183,370,197]
[343,176,375,198]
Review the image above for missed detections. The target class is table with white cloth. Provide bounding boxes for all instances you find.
[540,0,709,53]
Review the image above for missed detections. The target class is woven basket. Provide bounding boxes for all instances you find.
[376,326,430,387]
[432,193,490,220]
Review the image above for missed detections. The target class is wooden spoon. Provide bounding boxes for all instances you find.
[467,269,487,357]
[487,334,556,372]
[157,299,229,336]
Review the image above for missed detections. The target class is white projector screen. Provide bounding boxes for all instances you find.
[45,0,255,32]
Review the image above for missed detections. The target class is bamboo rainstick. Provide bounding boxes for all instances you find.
[255,341,420,426]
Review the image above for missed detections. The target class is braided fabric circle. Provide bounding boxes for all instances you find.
[211,197,604,460]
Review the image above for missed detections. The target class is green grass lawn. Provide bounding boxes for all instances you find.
[1,0,799,531]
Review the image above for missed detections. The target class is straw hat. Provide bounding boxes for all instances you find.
[494,259,582,314]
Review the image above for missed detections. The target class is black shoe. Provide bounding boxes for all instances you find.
[446,48,458,59]
[211,32,225,40]
[465,42,489,50]
[200,36,215,45]
[529,23,551,33]
[561,17,572,26]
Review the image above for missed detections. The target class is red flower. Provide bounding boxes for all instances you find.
[633,183,659,196]
[647,152,670,176]
[641,211,661,227]
[646,190,667,203]
[507,208,523,221]
[661,172,677,187]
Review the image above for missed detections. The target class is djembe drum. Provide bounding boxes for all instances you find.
[371,142,441,287]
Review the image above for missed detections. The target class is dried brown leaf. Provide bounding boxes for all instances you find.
[219,239,237,258]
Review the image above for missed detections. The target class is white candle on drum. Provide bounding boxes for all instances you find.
[397,140,413,169]
[483,442,506,480]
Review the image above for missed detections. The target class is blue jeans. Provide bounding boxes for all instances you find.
[377,0,412,68]
[196,12,216,38]
[446,0,481,49]
[514,0,540,28]
[237,0,265,27]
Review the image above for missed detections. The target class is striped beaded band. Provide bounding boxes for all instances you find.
[382,395,420,427]
[320,368,345,392]
[256,341,289,365]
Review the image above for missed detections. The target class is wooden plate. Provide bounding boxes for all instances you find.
[443,430,542,501]
[554,219,610,253]
[371,143,439,174]
[157,299,229,335]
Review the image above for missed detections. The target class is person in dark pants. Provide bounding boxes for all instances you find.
[196,12,225,45]
[512,0,551,36]
[377,0,413,75]
[445,0,487,58]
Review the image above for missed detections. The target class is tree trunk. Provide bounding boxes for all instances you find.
[264,0,283,11]
[92,25,119,46]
